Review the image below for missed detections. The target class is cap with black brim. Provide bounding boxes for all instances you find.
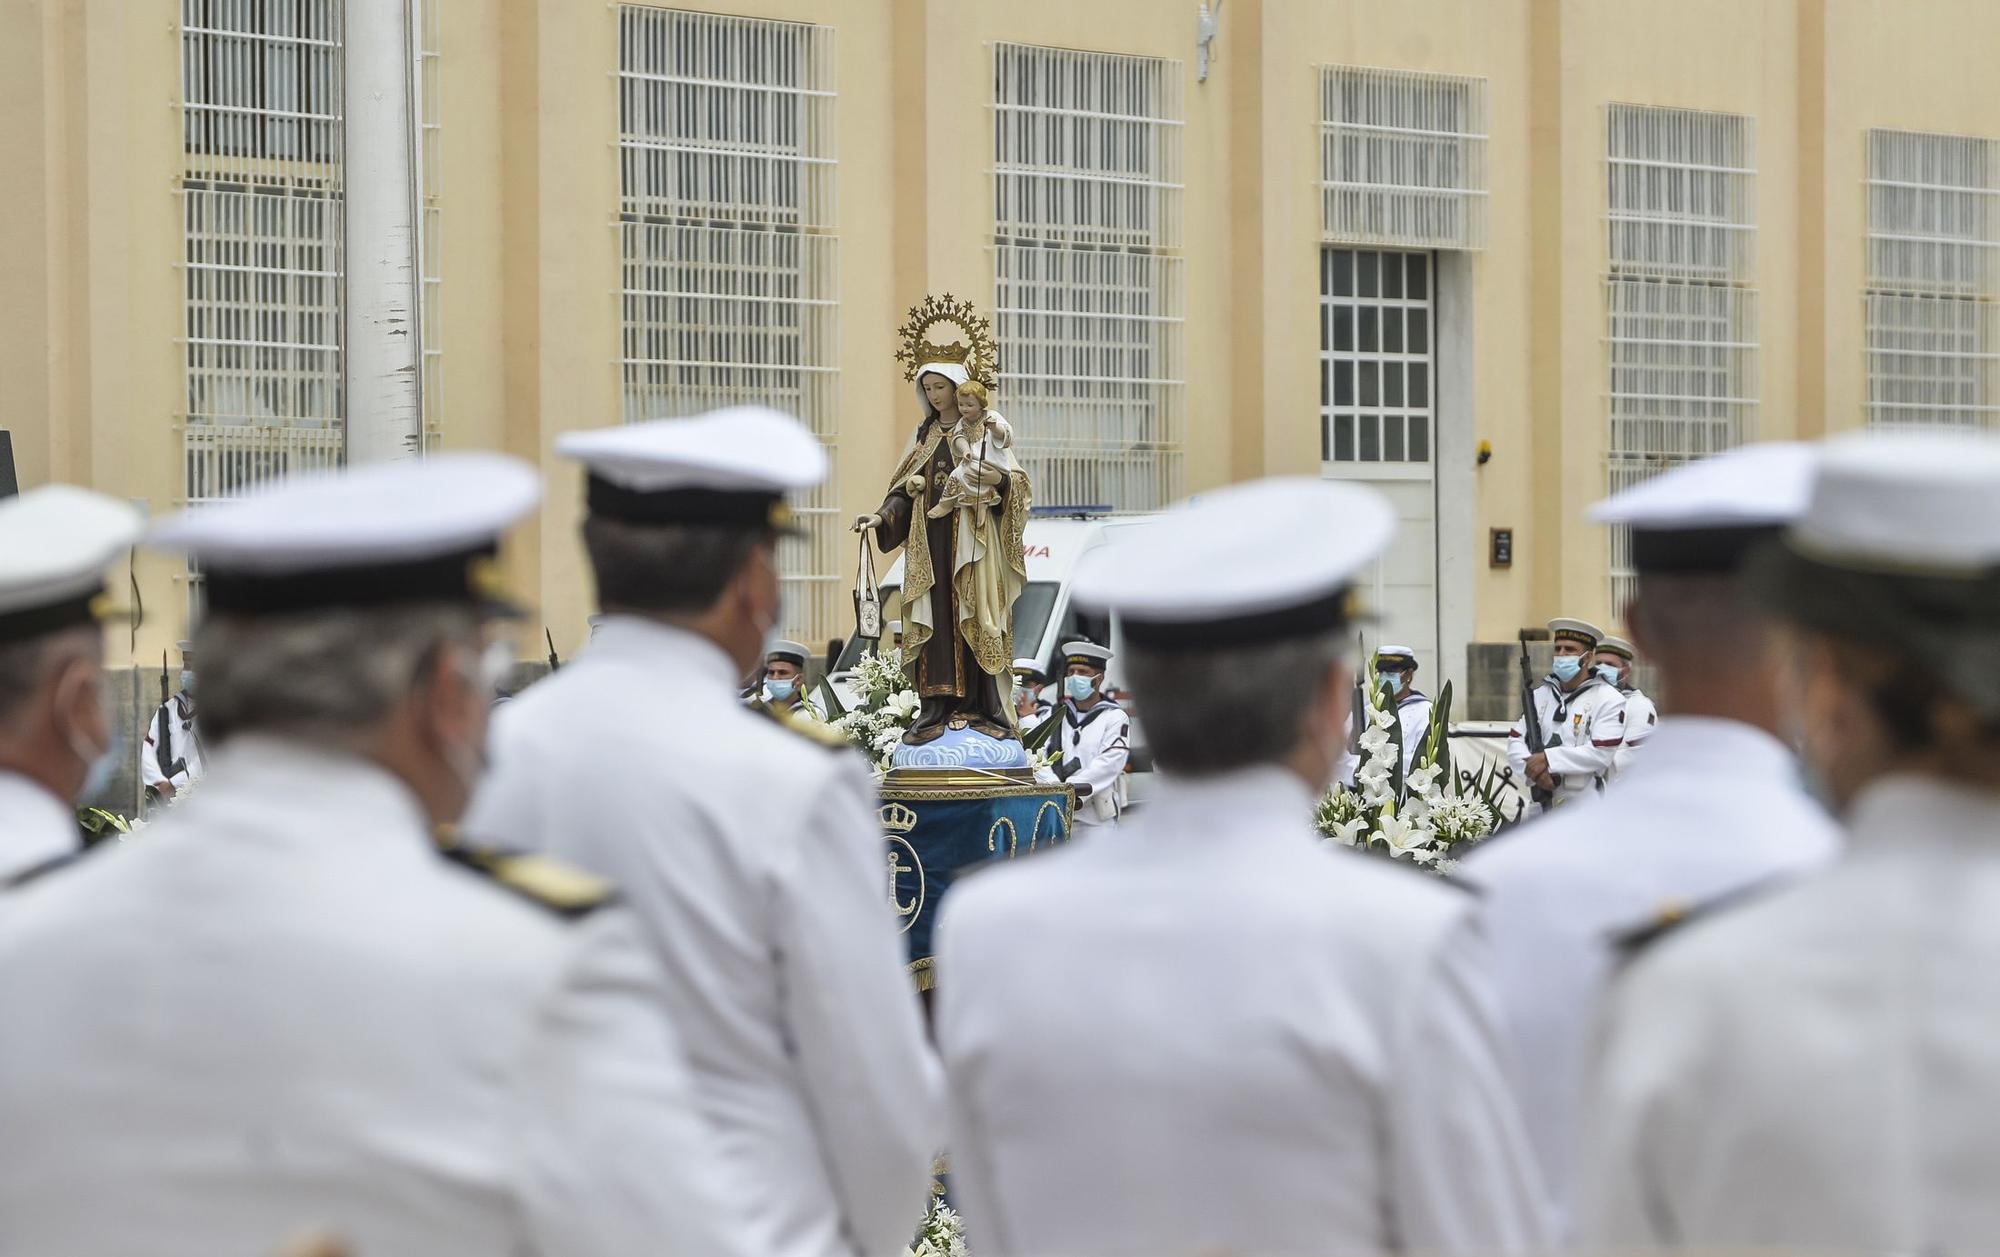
[1590,442,1820,578]
[559,406,826,535]
[1071,477,1395,653]
[147,453,541,620]
[1749,432,2000,718]
[0,486,145,646]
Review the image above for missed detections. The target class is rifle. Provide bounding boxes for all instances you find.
[544,628,562,674]
[1518,633,1554,809]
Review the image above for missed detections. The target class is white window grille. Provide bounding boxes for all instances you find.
[417,0,444,450]
[177,0,347,531]
[1320,249,1435,464]
[1604,104,1759,613]
[1865,128,2000,432]
[1320,66,1488,251]
[619,6,840,643]
[993,43,1185,512]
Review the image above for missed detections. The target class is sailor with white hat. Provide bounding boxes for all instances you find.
[1579,432,2000,1251]
[1591,634,1656,778]
[465,408,940,1257]
[1506,616,1628,811]
[936,478,1547,1257]
[1010,656,1052,730]
[754,638,821,718]
[141,638,205,804]
[0,455,755,1257]
[1459,442,1839,1238]
[0,486,143,880]
[1051,639,1129,827]
[1371,643,1433,776]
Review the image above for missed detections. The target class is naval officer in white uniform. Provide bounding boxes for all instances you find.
[1593,634,1657,779]
[1507,617,1628,811]
[467,407,940,1257]
[937,478,1549,1257]
[1050,640,1129,827]
[1458,442,1840,1237]
[1373,643,1434,775]
[0,455,751,1257]
[1579,432,2000,1252]
[0,486,143,881]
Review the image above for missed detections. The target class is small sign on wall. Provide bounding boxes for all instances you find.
[1490,528,1513,569]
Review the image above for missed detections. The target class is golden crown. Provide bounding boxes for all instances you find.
[879,802,919,834]
[895,293,999,389]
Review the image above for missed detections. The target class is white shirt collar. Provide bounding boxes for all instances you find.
[1615,715,1800,784]
[586,615,740,689]
[0,768,77,880]
[1846,773,2000,856]
[194,734,432,845]
[1143,764,1318,833]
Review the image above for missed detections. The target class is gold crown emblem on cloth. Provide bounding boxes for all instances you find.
[895,293,999,389]
[879,802,919,834]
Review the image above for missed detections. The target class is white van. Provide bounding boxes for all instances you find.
[825,511,1159,793]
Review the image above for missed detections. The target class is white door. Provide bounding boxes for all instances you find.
[1318,247,1441,686]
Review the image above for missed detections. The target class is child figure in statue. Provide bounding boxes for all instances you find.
[927,380,1014,519]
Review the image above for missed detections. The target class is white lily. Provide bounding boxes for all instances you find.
[1331,816,1367,846]
[1377,808,1433,861]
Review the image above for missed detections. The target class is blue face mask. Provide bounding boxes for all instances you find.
[1064,674,1096,702]
[1376,670,1403,696]
[763,678,796,702]
[1594,662,1622,687]
[1552,655,1584,683]
[179,670,196,695]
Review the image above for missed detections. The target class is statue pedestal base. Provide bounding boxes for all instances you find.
[880,767,1073,990]
[889,725,1030,771]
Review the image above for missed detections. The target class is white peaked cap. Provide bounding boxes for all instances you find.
[1060,641,1114,667]
[1376,643,1418,661]
[767,639,811,665]
[1589,441,1817,530]
[559,406,825,495]
[1599,635,1638,659]
[1549,618,1603,646]
[1789,431,2000,574]
[0,486,144,642]
[148,453,540,615]
[1011,657,1044,674]
[1072,477,1394,648]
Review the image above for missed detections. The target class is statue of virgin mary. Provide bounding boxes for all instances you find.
[853,299,1030,745]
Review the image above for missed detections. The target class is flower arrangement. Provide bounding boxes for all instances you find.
[825,646,922,771]
[904,1192,969,1257]
[1313,669,1514,870]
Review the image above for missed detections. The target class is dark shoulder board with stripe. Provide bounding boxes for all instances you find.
[2,846,95,891]
[1609,874,1796,960]
[757,701,854,751]
[440,847,615,920]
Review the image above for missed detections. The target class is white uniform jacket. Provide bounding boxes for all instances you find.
[1505,676,1627,810]
[1396,691,1434,776]
[0,770,75,884]
[140,693,205,792]
[0,736,748,1257]
[937,766,1550,1257]
[1579,775,2000,1252]
[1611,687,1658,779]
[1456,718,1838,1237]
[1053,698,1129,826]
[467,617,941,1257]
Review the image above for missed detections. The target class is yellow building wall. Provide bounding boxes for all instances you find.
[7,0,2000,671]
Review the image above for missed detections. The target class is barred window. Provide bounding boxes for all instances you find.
[177,0,346,533]
[993,44,1185,512]
[1604,104,1759,613]
[618,6,840,643]
[1320,249,1434,464]
[1320,66,1488,251]
[1865,129,2000,432]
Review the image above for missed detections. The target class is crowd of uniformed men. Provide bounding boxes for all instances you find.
[0,404,1996,1257]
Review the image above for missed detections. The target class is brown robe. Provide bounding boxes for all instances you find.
[874,413,1015,744]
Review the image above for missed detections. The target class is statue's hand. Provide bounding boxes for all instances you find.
[852,512,883,533]
[902,473,926,498]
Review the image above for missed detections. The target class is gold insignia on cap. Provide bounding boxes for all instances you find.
[88,593,113,622]
[467,556,508,601]
[769,501,796,531]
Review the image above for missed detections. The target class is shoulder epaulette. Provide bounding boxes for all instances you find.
[440,846,615,920]
[1608,874,1795,960]
[758,701,854,751]
[2,846,94,891]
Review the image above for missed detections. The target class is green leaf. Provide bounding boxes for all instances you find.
[818,677,849,720]
[1023,714,1061,754]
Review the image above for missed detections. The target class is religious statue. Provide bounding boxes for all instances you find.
[853,295,1031,747]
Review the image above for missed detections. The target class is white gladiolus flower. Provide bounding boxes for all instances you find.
[1370,706,1396,731]
[1357,725,1392,757]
